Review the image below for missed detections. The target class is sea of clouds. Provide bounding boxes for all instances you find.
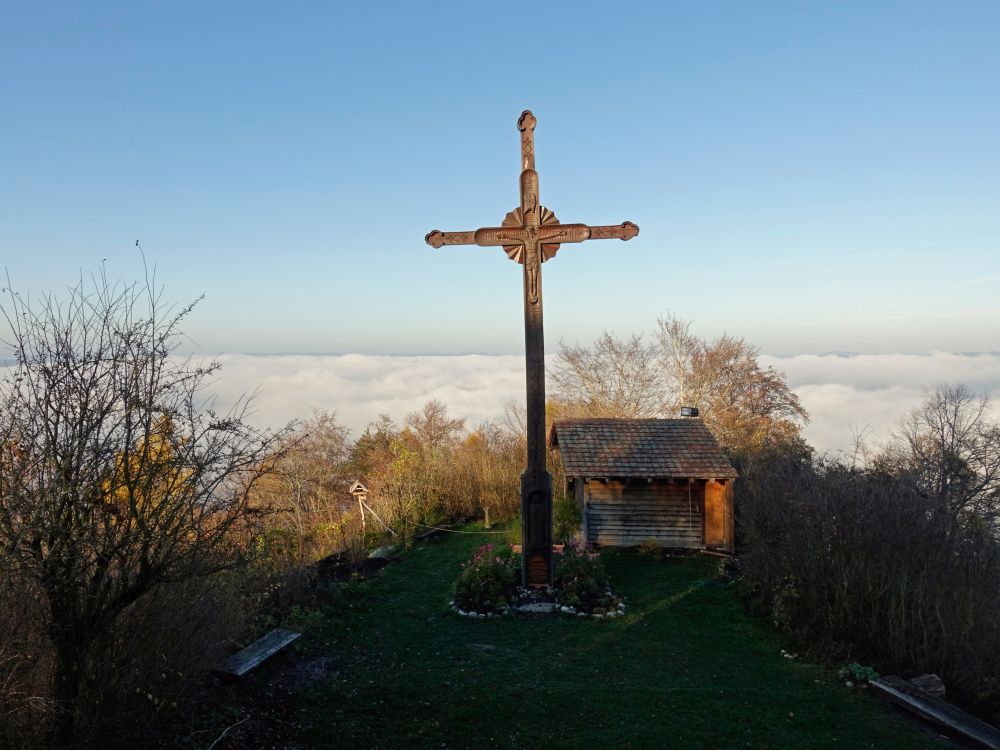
[4,351,996,455]
[198,352,1000,456]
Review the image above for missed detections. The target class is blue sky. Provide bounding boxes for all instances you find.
[2,1,998,356]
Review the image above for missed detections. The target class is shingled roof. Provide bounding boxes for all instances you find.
[549,418,738,480]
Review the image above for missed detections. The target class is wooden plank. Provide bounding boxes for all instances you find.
[592,525,701,531]
[590,524,700,531]
[590,517,701,527]
[588,505,701,514]
[590,511,700,516]
[591,534,702,545]
[591,533,702,542]
[588,504,701,513]
[588,514,701,524]
[591,525,700,531]
[871,676,1000,750]
[218,628,301,677]
[589,516,701,525]
[590,527,700,536]
[699,548,732,558]
[589,522,699,529]
[587,491,704,503]
[586,481,704,548]
[591,529,701,536]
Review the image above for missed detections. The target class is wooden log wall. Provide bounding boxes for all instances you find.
[585,479,704,548]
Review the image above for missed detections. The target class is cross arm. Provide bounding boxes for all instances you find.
[425,227,527,248]
[587,221,640,241]
[536,221,640,245]
[427,221,639,249]
[474,224,601,246]
[424,230,477,248]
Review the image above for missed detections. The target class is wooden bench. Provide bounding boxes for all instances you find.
[871,676,1000,750]
[216,628,301,678]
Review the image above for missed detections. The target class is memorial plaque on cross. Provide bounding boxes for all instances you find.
[425,111,639,587]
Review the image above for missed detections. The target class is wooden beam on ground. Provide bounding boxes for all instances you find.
[871,676,1000,750]
[698,548,732,559]
[217,628,301,678]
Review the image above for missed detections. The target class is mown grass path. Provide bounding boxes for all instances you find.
[292,528,943,749]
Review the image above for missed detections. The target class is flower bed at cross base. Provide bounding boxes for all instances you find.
[450,543,626,619]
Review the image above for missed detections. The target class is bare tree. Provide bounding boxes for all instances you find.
[0,271,287,744]
[405,399,465,452]
[250,410,351,565]
[656,315,808,458]
[552,331,662,418]
[886,384,1000,523]
[500,397,528,439]
[655,313,700,408]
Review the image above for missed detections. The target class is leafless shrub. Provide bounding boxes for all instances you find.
[0,269,289,745]
[882,384,1000,526]
[250,411,353,568]
[0,572,53,750]
[76,573,251,748]
[739,454,1000,709]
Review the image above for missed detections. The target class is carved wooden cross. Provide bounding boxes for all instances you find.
[425,110,638,587]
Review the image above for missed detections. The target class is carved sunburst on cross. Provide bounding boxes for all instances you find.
[499,206,560,264]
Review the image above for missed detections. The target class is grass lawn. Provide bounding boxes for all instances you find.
[287,526,945,749]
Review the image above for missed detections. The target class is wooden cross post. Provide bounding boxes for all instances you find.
[425,110,638,587]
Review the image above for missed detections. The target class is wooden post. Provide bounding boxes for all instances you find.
[577,478,588,546]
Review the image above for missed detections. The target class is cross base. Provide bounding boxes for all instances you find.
[520,470,553,587]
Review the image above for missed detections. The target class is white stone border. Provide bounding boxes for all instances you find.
[448,590,627,619]
[448,600,509,619]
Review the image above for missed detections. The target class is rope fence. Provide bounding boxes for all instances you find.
[410,521,511,536]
